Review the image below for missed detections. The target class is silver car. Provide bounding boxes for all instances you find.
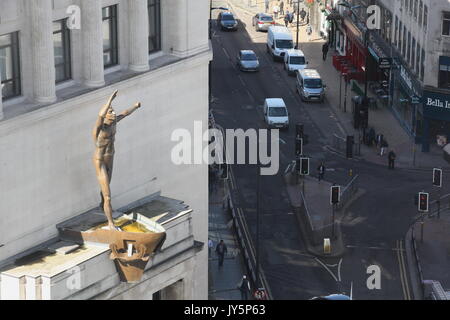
[236,50,259,72]
[252,13,274,32]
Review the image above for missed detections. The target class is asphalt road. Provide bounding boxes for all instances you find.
[210,3,450,300]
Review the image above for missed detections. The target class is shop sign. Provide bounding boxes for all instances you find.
[379,57,392,69]
[423,90,450,121]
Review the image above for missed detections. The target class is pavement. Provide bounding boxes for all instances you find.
[208,173,253,300]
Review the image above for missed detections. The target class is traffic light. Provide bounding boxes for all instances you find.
[433,168,442,187]
[418,192,429,212]
[220,163,228,179]
[346,135,354,159]
[296,124,304,139]
[330,185,340,205]
[295,138,303,156]
[300,157,309,175]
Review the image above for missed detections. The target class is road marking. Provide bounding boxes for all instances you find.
[346,245,405,252]
[222,46,230,60]
[279,138,287,145]
[336,121,346,136]
[315,257,339,282]
[237,75,246,87]
[337,258,343,282]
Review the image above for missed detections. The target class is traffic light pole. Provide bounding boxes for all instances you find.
[296,0,300,49]
[331,204,335,239]
[256,131,260,290]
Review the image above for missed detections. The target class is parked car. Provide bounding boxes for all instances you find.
[284,49,308,75]
[267,26,294,61]
[310,294,351,300]
[217,12,238,31]
[263,98,289,129]
[236,50,260,72]
[252,13,275,32]
[296,69,326,102]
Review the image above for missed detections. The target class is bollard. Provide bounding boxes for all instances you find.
[324,238,331,254]
[349,169,353,177]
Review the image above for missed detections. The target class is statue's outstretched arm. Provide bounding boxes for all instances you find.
[93,90,118,140]
[117,102,141,122]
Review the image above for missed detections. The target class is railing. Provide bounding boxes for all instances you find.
[336,174,359,211]
[411,225,425,299]
[428,194,450,219]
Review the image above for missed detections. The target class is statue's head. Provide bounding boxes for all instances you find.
[104,108,116,125]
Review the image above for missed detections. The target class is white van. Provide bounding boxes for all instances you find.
[267,26,294,61]
[264,98,289,129]
[284,49,308,75]
[296,69,326,102]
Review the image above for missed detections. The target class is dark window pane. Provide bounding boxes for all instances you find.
[0,31,20,99]
[148,0,161,54]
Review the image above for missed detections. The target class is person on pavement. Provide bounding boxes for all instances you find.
[317,162,326,181]
[300,8,306,22]
[284,11,291,27]
[208,238,214,256]
[388,150,396,169]
[322,42,329,61]
[279,1,284,15]
[380,139,388,156]
[238,275,251,300]
[306,24,312,41]
[215,239,228,268]
[273,4,279,19]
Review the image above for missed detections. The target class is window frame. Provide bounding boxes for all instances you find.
[53,19,72,83]
[439,57,450,89]
[148,0,161,54]
[102,5,119,68]
[0,31,21,100]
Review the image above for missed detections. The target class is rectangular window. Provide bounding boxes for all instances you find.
[405,0,409,13]
[416,43,421,75]
[102,5,118,68]
[419,1,423,26]
[0,32,21,99]
[439,57,450,89]
[407,31,411,64]
[148,0,161,54]
[394,16,398,47]
[413,0,418,19]
[409,0,413,15]
[424,5,428,31]
[421,48,425,80]
[403,26,407,56]
[53,19,72,83]
[411,37,416,70]
[443,12,450,36]
[398,20,402,49]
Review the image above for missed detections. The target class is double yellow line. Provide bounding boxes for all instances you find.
[396,240,411,300]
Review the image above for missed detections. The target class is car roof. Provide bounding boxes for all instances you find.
[299,69,321,78]
[257,13,273,18]
[240,50,256,55]
[265,98,286,107]
[269,26,291,34]
[285,49,305,56]
[222,12,234,17]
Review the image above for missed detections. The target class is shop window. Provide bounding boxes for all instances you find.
[102,5,119,68]
[0,31,21,99]
[439,56,450,89]
[442,12,450,36]
[407,31,411,64]
[394,16,398,46]
[403,26,407,57]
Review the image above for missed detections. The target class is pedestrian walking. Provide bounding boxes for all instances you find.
[215,239,228,268]
[265,0,269,13]
[279,1,284,15]
[208,238,214,256]
[237,275,251,300]
[317,162,326,182]
[306,24,312,41]
[284,11,291,27]
[300,8,306,22]
[380,139,388,157]
[388,150,396,169]
[322,42,329,61]
[273,4,279,19]
[368,128,376,147]
[376,133,384,153]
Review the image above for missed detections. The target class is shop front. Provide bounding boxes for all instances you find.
[421,88,450,152]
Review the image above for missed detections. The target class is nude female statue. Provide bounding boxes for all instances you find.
[93,90,141,230]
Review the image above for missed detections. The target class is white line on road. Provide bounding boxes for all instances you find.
[315,257,338,282]
[222,46,230,60]
[336,121,346,136]
[279,138,287,145]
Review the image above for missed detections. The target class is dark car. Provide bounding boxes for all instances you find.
[236,50,260,72]
[217,12,238,31]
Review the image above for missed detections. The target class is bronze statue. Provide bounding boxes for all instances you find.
[93,90,141,230]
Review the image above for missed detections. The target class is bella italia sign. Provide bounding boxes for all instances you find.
[423,90,450,121]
